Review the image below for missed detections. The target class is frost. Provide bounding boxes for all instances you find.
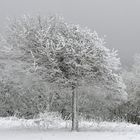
[4,15,127,101]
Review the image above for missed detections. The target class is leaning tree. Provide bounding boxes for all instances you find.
[3,15,127,131]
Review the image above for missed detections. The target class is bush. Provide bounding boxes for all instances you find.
[113,101,140,124]
[33,111,65,129]
[0,79,49,119]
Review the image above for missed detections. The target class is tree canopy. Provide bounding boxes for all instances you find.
[3,15,127,100]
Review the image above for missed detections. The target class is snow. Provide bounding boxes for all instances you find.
[0,117,140,140]
[0,127,140,140]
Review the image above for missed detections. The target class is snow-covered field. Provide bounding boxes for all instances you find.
[0,117,140,140]
[0,129,140,140]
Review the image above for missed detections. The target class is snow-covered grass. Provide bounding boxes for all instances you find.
[0,112,68,130]
[0,116,140,140]
[0,115,140,132]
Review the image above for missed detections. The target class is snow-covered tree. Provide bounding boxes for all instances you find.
[119,54,140,123]
[4,15,127,131]
[122,54,140,101]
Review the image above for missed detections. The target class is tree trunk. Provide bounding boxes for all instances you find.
[71,86,79,131]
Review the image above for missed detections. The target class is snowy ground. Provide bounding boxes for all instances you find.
[0,117,140,140]
[1,130,140,140]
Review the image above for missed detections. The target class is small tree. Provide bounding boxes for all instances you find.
[120,54,140,123]
[4,15,127,131]
[122,54,140,101]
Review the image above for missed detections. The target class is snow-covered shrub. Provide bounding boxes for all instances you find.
[33,111,66,129]
[118,54,140,124]
[0,66,50,119]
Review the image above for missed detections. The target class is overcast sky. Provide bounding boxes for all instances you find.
[0,0,140,65]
